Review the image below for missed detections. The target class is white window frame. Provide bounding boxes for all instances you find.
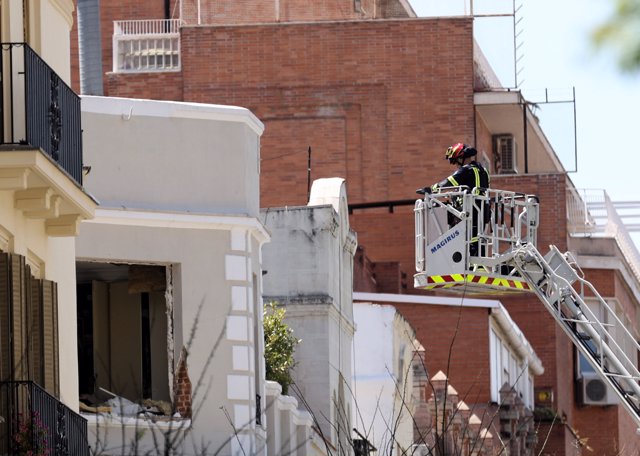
[489,324,535,408]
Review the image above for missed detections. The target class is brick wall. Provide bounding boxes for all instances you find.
[173,347,192,418]
[394,302,492,403]
[179,0,377,24]
[70,0,414,91]
[573,266,640,455]
[353,246,377,292]
[105,71,184,99]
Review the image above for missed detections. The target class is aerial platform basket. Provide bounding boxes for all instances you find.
[414,187,540,294]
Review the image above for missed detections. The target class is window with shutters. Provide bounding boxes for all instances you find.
[0,251,59,397]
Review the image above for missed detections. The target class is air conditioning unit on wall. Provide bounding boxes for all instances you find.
[493,134,517,174]
[578,372,618,406]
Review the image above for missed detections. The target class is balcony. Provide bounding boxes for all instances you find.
[567,187,640,284]
[0,381,89,456]
[1,42,83,185]
[113,19,182,73]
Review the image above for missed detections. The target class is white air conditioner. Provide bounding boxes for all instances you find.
[493,134,517,174]
[578,372,618,406]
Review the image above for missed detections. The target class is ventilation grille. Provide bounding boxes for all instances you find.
[493,134,517,174]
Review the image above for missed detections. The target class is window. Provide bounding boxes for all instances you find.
[76,262,171,407]
[0,251,59,396]
[493,134,517,174]
[576,298,638,379]
[489,325,534,408]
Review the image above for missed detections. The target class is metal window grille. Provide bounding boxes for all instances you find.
[113,19,182,72]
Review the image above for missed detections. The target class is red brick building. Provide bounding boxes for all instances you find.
[70,1,640,454]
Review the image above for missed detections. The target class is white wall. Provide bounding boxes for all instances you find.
[261,178,357,448]
[81,96,263,217]
[78,97,268,456]
[353,303,415,454]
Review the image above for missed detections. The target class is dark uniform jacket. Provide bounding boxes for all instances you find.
[432,161,490,194]
[432,161,491,245]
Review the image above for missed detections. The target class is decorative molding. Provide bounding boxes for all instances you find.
[26,249,44,279]
[0,225,13,252]
[89,208,270,244]
[48,0,75,28]
[0,168,30,190]
[25,195,61,219]
[15,187,54,212]
[81,95,265,136]
[45,214,81,236]
[0,149,96,221]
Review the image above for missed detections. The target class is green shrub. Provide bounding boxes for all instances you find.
[263,302,300,395]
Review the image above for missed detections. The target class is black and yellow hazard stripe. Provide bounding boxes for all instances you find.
[422,274,531,291]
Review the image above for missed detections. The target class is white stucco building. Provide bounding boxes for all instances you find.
[261,178,358,454]
[352,303,416,455]
[77,96,269,455]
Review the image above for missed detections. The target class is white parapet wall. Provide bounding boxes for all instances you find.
[265,381,327,456]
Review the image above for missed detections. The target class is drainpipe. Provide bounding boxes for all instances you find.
[77,0,104,95]
[522,93,529,173]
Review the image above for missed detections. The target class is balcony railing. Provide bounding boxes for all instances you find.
[567,188,640,283]
[0,43,83,185]
[113,19,182,72]
[0,381,89,456]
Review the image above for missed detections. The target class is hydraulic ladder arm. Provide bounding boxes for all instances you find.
[414,188,640,428]
[512,243,640,427]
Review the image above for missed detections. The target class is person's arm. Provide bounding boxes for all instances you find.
[431,168,467,193]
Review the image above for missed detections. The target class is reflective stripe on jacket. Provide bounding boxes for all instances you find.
[432,161,490,194]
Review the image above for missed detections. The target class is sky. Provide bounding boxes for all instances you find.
[408,0,640,204]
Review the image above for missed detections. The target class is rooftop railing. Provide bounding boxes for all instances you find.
[567,188,640,283]
[0,43,83,185]
[113,19,182,72]
[114,18,182,35]
[0,381,89,456]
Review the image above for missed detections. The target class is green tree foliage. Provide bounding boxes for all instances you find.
[263,302,300,395]
[593,0,640,71]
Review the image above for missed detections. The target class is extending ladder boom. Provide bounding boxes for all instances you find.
[414,188,640,428]
[512,243,640,427]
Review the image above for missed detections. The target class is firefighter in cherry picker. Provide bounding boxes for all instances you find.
[417,142,490,256]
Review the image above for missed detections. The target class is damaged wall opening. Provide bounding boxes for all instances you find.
[76,261,172,412]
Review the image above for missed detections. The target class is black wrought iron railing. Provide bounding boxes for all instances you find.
[0,381,89,456]
[0,43,83,185]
